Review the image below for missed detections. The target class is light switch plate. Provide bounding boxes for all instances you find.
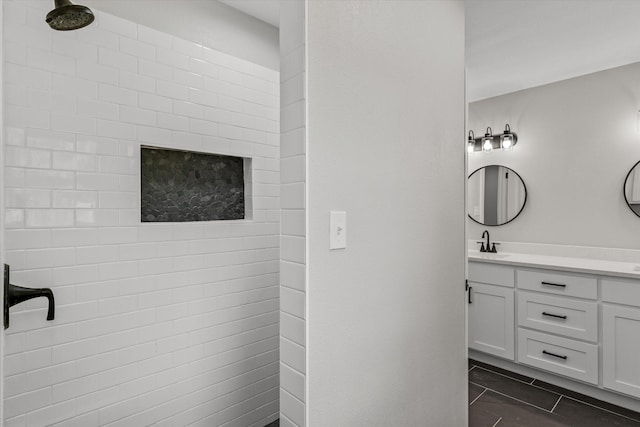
[330,211,346,250]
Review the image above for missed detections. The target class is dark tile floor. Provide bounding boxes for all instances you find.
[264,360,640,426]
[469,359,640,426]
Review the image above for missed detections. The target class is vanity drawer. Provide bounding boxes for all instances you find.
[516,269,597,300]
[517,328,598,384]
[469,262,514,288]
[517,292,598,342]
[601,277,640,306]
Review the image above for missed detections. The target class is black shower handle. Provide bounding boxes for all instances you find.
[4,264,55,329]
[8,284,55,320]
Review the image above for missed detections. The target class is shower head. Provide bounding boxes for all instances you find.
[46,0,95,31]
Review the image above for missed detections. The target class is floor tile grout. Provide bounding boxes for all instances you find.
[559,393,640,423]
[469,380,556,414]
[469,360,640,425]
[469,387,487,406]
[530,379,640,422]
[550,395,562,413]
[472,365,563,401]
[471,364,535,387]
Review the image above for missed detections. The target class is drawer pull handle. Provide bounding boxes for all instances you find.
[541,281,566,288]
[542,312,567,320]
[542,350,567,360]
[468,286,472,304]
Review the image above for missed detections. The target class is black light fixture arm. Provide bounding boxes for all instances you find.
[4,264,55,329]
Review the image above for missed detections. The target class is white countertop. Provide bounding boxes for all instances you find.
[468,250,640,280]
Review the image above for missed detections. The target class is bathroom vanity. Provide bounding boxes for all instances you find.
[468,251,640,412]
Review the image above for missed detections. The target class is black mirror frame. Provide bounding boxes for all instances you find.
[623,160,640,219]
[467,164,528,227]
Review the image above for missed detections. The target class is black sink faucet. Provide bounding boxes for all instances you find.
[478,230,499,253]
[482,230,490,252]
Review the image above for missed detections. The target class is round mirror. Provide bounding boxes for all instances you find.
[623,160,640,218]
[468,165,527,226]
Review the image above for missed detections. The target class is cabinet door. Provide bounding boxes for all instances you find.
[468,282,515,360]
[603,304,640,398]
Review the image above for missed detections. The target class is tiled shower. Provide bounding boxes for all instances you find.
[2,1,280,425]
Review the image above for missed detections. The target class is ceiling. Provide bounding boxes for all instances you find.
[218,0,280,27]
[465,0,640,101]
[221,0,640,102]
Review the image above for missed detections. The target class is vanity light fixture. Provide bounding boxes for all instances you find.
[482,127,493,153]
[467,123,518,153]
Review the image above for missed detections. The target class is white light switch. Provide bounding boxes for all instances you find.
[330,211,347,250]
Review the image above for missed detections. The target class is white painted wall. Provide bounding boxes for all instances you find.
[3,1,280,425]
[468,62,640,250]
[305,1,467,426]
[89,0,279,71]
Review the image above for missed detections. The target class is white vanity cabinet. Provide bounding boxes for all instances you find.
[602,277,640,399]
[468,254,640,409]
[516,268,599,385]
[468,262,515,360]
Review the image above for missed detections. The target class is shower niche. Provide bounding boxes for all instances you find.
[141,146,251,222]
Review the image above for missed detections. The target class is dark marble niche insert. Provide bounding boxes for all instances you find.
[141,146,248,222]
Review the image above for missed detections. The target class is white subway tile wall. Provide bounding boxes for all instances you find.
[279,2,306,427]
[3,2,279,426]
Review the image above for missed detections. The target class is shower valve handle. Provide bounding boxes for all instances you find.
[4,264,55,329]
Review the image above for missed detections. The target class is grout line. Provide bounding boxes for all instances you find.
[550,395,562,413]
[472,365,534,387]
[218,387,279,427]
[472,366,564,400]
[492,417,503,427]
[472,378,640,423]
[469,388,487,406]
[559,393,640,423]
[280,413,296,426]
[530,378,640,422]
[469,381,555,414]
[469,365,476,373]
[471,361,640,423]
